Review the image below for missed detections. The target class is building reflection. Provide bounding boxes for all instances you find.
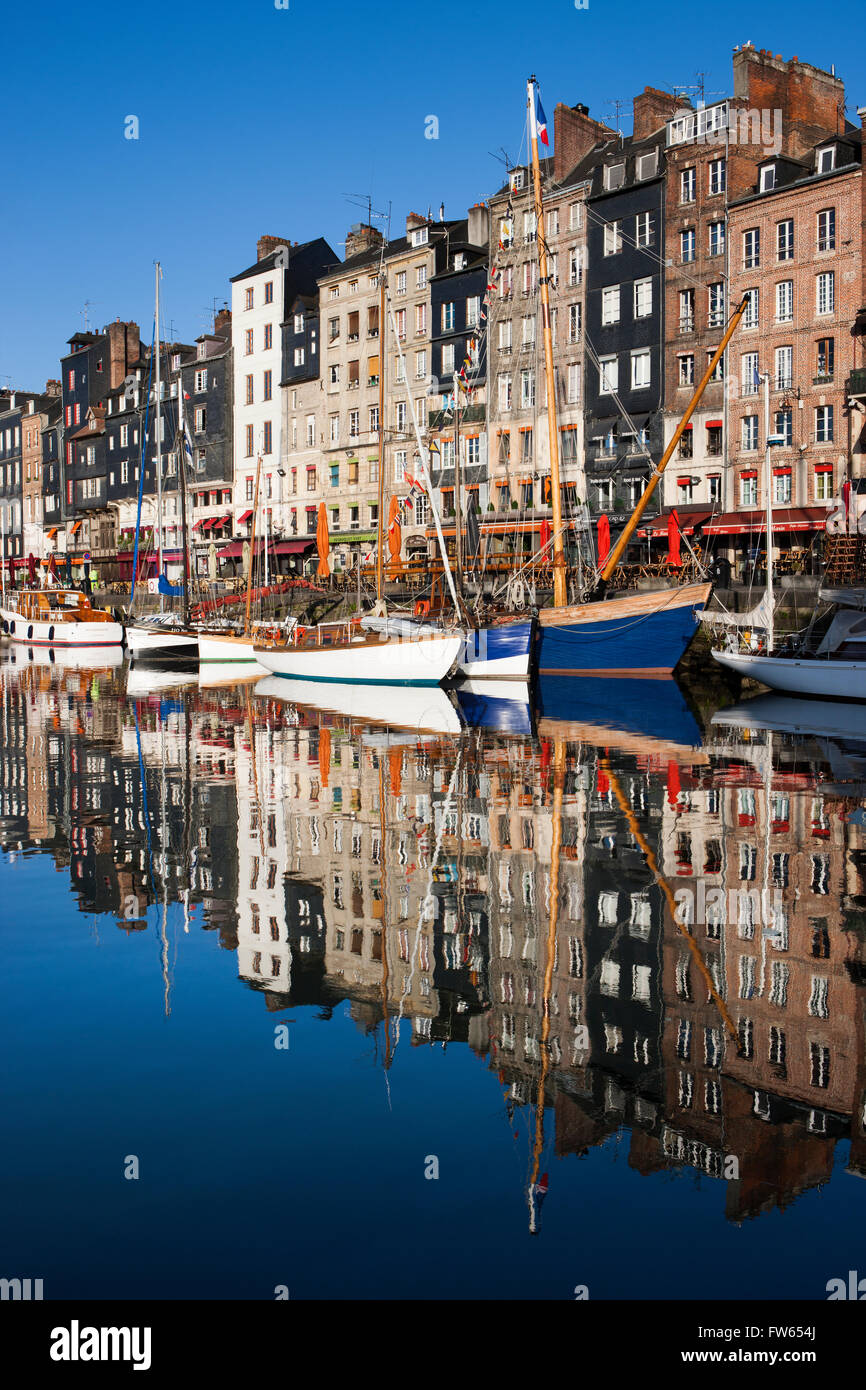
[2,649,866,1226]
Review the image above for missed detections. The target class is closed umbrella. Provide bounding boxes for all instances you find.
[465,497,481,570]
[318,726,331,788]
[316,503,330,578]
[597,514,610,568]
[27,553,37,586]
[667,509,682,568]
[208,541,217,581]
[387,495,401,573]
[539,517,552,555]
[389,746,402,796]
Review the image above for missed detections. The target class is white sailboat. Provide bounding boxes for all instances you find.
[255,674,462,734]
[126,264,199,662]
[254,265,465,686]
[711,372,865,699]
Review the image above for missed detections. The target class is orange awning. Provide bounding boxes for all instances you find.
[46,527,58,539]
[69,520,82,535]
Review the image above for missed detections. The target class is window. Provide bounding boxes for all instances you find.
[306,415,315,448]
[708,471,721,498]
[520,369,535,408]
[817,272,834,315]
[441,343,455,376]
[760,164,776,192]
[521,314,535,347]
[679,289,695,333]
[708,282,725,327]
[636,150,658,180]
[245,374,254,405]
[817,207,835,252]
[603,221,622,256]
[742,351,760,395]
[816,146,835,174]
[708,220,725,257]
[631,350,651,389]
[440,302,455,333]
[567,363,581,403]
[194,368,208,393]
[369,405,379,433]
[815,405,834,444]
[245,424,254,457]
[245,287,254,310]
[393,450,407,484]
[466,296,481,328]
[680,167,695,203]
[816,337,834,379]
[568,303,581,343]
[245,329,253,355]
[815,466,833,501]
[678,354,694,386]
[568,248,582,286]
[601,286,620,325]
[293,347,305,367]
[569,201,582,230]
[773,463,792,502]
[415,350,427,380]
[395,271,406,294]
[263,324,273,350]
[348,409,359,438]
[633,277,652,319]
[410,225,428,246]
[329,414,340,445]
[635,212,652,246]
[605,162,625,190]
[777,219,794,260]
[599,356,618,394]
[775,344,793,390]
[742,415,759,450]
[741,473,757,506]
[681,228,695,263]
[776,280,793,323]
[395,308,406,339]
[395,401,407,433]
[743,227,760,269]
[708,158,726,194]
[742,287,758,329]
[262,420,272,454]
[262,369,272,402]
[194,407,206,433]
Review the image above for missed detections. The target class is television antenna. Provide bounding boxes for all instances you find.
[604,98,626,137]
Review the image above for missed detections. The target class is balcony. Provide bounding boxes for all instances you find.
[427,404,485,430]
[847,368,866,398]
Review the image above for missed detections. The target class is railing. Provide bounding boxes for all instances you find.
[848,368,866,396]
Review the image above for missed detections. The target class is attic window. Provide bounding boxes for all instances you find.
[454,252,466,270]
[636,151,658,181]
[410,227,429,247]
[760,165,776,191]
[605,163,625,190]
[509,169,525,192]
[816,146,835,174]
[171,353,181,370]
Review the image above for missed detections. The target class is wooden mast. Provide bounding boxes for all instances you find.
[244,453,263,637]
[528,76,567,609]
[600,294,749,583]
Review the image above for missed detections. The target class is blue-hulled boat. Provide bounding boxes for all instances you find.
[536,582,712,676]
[458,616,534,680]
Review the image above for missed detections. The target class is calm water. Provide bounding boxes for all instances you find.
[1,646,865,1301]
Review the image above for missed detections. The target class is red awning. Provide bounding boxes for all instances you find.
[706,419,723,428]
[237,510,253,524]
[638,509,710,538]
[191,519,206,531]
[273,540,315,555]
[703,506,830,536]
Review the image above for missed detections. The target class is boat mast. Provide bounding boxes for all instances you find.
[376,271,387,605]
[599,293,749,583]
[528,76,566,609]
[177,371,191,626]
[154,262,164,582]
[763,371,775,653]
[453,369,463,593]
[245,453,263,637]
[1,506,5,606]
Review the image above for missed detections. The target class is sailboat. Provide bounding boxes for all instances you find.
[254,267,464,686]
[523,77,734,676]
[711,372,866,699]
[126,264,199,662]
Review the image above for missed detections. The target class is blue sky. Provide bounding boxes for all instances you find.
[2,0,864,388]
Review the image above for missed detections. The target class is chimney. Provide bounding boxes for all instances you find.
[44,379,61,397]
[468,204,489,250]
[344,223,384,259]
[553,102,616,182]
[632,87,684,141]
[732,48,845,158]
[214,307,232,338]
[257,234,291,262]
[405,211,428,234]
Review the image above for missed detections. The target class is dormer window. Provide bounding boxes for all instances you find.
[197,342,206,360]
[171,353,181,370]
[410,226,429,247]
[816,145,835,174]
[605,163,625,190]
[760,164,776,192]
[509,169,525,192]
[636,150,658,181]
[454,252,466,270]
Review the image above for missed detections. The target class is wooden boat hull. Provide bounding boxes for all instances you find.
[536,583,712,675]
[126,624,199,660]
[458,619,534,679]
[712,647,866,700]
[254,632,463,685]
[0,606,123,647]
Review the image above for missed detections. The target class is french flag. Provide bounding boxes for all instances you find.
[536,93,549,146]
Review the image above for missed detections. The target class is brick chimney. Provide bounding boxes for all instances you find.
[732,47,845,159]
[257,234,291,262]
[345,224,384,259]
[44,379,61,397]
[554,102,616,182]
[405,212,428,235]
[632,87,684,141]
[105,320,140,391]
[214,307,232,338]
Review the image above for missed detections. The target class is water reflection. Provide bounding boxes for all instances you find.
[2,645,866,1256]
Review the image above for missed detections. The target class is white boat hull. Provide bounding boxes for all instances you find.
[712,647,866,700]
[255,632,463,686]
[0,607,123,648]
[255,676,461,734]
[197,632,267,672]
[126,624,199,659]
